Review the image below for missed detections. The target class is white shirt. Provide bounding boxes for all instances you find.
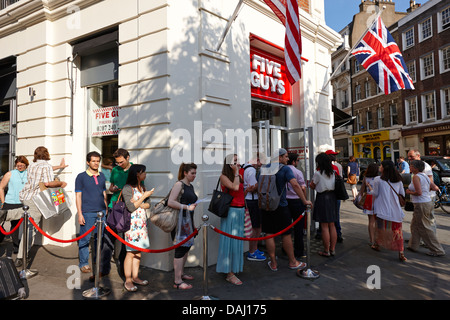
[312,171,335,193]
[372,176,405,223]
[243,164,258,200]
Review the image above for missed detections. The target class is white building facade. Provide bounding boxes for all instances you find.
[0,0,340,271]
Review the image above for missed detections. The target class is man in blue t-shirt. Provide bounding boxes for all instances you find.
[75,151,108,276]
[399,156,410,174]
[261,148,312,273]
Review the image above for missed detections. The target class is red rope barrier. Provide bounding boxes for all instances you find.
[29,217,97,243]
[105,225,199,253]
[211,211,305,241]
[0,218,23,236]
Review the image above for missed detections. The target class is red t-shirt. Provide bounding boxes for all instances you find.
[221,169,245,207]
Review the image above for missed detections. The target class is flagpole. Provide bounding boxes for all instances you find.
[322,5,386,92]
[216,0,245,52]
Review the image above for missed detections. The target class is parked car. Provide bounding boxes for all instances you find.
[337,157,376,182]
[420,156,450,184]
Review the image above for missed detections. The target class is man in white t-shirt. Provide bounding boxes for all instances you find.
[243,154,266,261]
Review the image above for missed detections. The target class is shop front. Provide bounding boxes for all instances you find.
[352,130,400,162]
[401,122,450,156]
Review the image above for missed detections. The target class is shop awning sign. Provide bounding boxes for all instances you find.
[250,47,293,105]
[91,106,119,136]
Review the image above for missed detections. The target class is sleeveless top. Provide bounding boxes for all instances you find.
[408,173,431,203]
[180,182,198,206]
[5,169,28,204]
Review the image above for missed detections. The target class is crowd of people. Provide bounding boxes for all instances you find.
[0,146,446,295]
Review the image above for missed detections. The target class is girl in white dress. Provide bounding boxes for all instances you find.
[359,163,379,246]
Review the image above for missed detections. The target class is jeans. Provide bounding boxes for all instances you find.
[78,211,105,269]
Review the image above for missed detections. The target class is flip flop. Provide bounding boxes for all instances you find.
[267,260,278,271]
[288,261,307,270]
[318,251,331,257]
[173,281,193,290]
[132,279,149,286]
[225,274,243,285]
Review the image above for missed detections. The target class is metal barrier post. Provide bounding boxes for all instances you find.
[82,211,110,299]
[297,205,320,280]
[19,205,38,280]
[195,214,218,300]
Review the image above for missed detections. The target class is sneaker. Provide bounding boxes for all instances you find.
[247,251,267,261]
[255,249,265,256]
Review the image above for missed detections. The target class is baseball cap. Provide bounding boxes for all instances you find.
[325,150,338,155]
[271,148,287,159]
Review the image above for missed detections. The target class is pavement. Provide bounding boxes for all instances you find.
[1,192,450,303]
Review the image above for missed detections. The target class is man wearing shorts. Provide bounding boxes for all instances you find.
[261,148,312,272]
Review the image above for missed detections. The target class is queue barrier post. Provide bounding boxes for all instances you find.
[195,214,218,300]
[297,205,320,280]
[19,205,38,280]
[82,211,110,299]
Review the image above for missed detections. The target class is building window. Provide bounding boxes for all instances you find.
[420,53,434,79]
[439,46,450,73]
[341,89,348,109]
[367,110,372,130]
[406,61,416,82]
[377,107,384,128]
[438,6,450,32]
[355,85,361,101]
[419,17,432,42]
[405,97,418,124]
[422,92,436,121]
[356,113,361,133]
[365,81,371,98]
[355,60,360,73]
[441,87,450,118]
[404,28,414,48]
[390,104,398,126]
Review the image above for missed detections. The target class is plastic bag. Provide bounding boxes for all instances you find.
[175,208,194,247]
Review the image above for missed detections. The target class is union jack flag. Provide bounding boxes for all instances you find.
[351,16,414,94]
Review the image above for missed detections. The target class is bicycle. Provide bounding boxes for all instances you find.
[434,183,450,214]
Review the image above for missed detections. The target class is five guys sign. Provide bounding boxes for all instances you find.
[250,47,292,105]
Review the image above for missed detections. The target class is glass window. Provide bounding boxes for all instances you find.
[441,7,450,31]
[377,107,384,128]
[421,54,434,79]
[251,100,286,127]
[420,17,432,41]
[404,28,414,48]
[406,61,416,82]
[87,82,119,162]
[0,101,10,175]
[422,92,436,121]
[440,46,450,73]
[442,87,450,118]
[390,104,398,126]
[406,97,417,124]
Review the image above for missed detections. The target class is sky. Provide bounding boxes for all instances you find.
[324,0,419,32]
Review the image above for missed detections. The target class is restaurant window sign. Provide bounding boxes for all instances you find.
[250,47,292,105]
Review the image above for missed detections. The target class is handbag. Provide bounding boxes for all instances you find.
[347,174,357,185]
[334,173,349,201]
[353,192,365,210]
[208,178,233,218]
[149,182,184,233]
[387,181,406,207]
[106,191,131,233]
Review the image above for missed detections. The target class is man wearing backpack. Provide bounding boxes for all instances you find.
[259,148,312,272]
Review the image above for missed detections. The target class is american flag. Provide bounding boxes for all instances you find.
[263,0,302,84]
[351,16,414,94]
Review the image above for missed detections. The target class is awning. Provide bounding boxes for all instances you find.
[332,106,355,130]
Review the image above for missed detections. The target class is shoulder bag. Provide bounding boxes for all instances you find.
[334,172,349,201]
[387,180,406,207]
[208,178,233,218]
[149,182,184,233]
[106,190,131,233]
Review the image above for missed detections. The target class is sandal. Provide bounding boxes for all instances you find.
[173,281,193,290]
[288,261,306,270]
[80,265,92,273]
[124,282,138,292]
[267,260,278,272]
[371,244,381,252]
[225,274,243,285]
[398,253,407,262]
[182,274,194,281]
[318,251,331,257]
[132,279,149,286]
